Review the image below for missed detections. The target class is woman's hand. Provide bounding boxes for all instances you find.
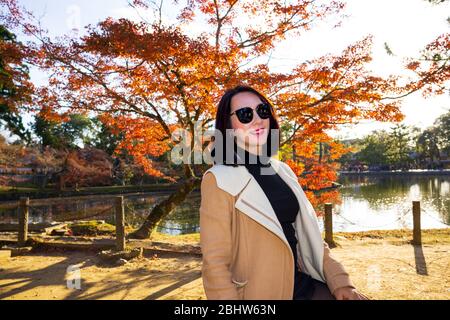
[333,286,369,300]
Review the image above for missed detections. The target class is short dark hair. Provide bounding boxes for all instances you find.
[210,85,280,166]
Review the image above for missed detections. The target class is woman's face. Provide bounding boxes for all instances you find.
[230,92,270,152]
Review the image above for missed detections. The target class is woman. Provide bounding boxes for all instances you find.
[200,85,368,300]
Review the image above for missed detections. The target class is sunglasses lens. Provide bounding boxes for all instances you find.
[236,107,253,124]
[256,103,271,119]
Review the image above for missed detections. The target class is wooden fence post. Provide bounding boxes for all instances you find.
[18,197,29,246]
[324,203,334,246]
[412,201,422,245]
[115,196,126,251]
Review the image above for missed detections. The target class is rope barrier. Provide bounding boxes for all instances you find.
[157,225,199,231]
[125,202,198,222]
[330,213,406,229]
[421,208,450,226]
[28,204,115,221]
[28,206,47,216]
[327,204,411,229]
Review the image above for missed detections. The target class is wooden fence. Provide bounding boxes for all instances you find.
[324,200,425,246]
[1,198,443,249]
[10,196,126,251]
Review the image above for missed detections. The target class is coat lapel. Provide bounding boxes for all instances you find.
[234,169,289,247]
[233,158,296,250]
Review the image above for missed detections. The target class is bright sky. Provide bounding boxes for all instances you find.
[7,0,450,141]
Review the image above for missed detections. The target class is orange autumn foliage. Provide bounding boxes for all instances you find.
[2,0,448,208]
[57,148,114,188]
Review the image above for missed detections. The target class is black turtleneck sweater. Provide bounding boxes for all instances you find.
[236,145,314,299]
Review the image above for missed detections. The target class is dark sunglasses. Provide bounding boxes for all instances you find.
[229,102,272,124]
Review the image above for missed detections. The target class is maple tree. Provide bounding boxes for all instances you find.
[402,33,449,97]
[56,147,114,189]
[0,24,33,142]
[1,0,448,238]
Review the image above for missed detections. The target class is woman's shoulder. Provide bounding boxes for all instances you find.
[274,159,298,179]
[201,164,251,196]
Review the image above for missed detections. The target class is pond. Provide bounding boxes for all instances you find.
[324,174,450,232]
[0,174,448,235]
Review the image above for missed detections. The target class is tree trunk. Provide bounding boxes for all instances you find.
[318,142,323,163]
[128,176,202,239]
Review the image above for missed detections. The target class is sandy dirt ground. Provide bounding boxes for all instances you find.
[0,239,449,300]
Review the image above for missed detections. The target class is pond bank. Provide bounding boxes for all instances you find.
[0,228,448,300]
[0,183,183,201]
[339,169,450,176]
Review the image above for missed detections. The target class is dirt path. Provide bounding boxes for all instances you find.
[329,240,450,300]
[0,250,204,300]
[0,239,449,300]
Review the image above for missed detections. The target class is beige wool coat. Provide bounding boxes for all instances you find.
[199,156,355,300]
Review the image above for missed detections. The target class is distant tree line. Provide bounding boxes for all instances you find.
[338,111,450,171]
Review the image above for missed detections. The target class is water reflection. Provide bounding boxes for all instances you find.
[125,192,200,234]
[328,175,450,232]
